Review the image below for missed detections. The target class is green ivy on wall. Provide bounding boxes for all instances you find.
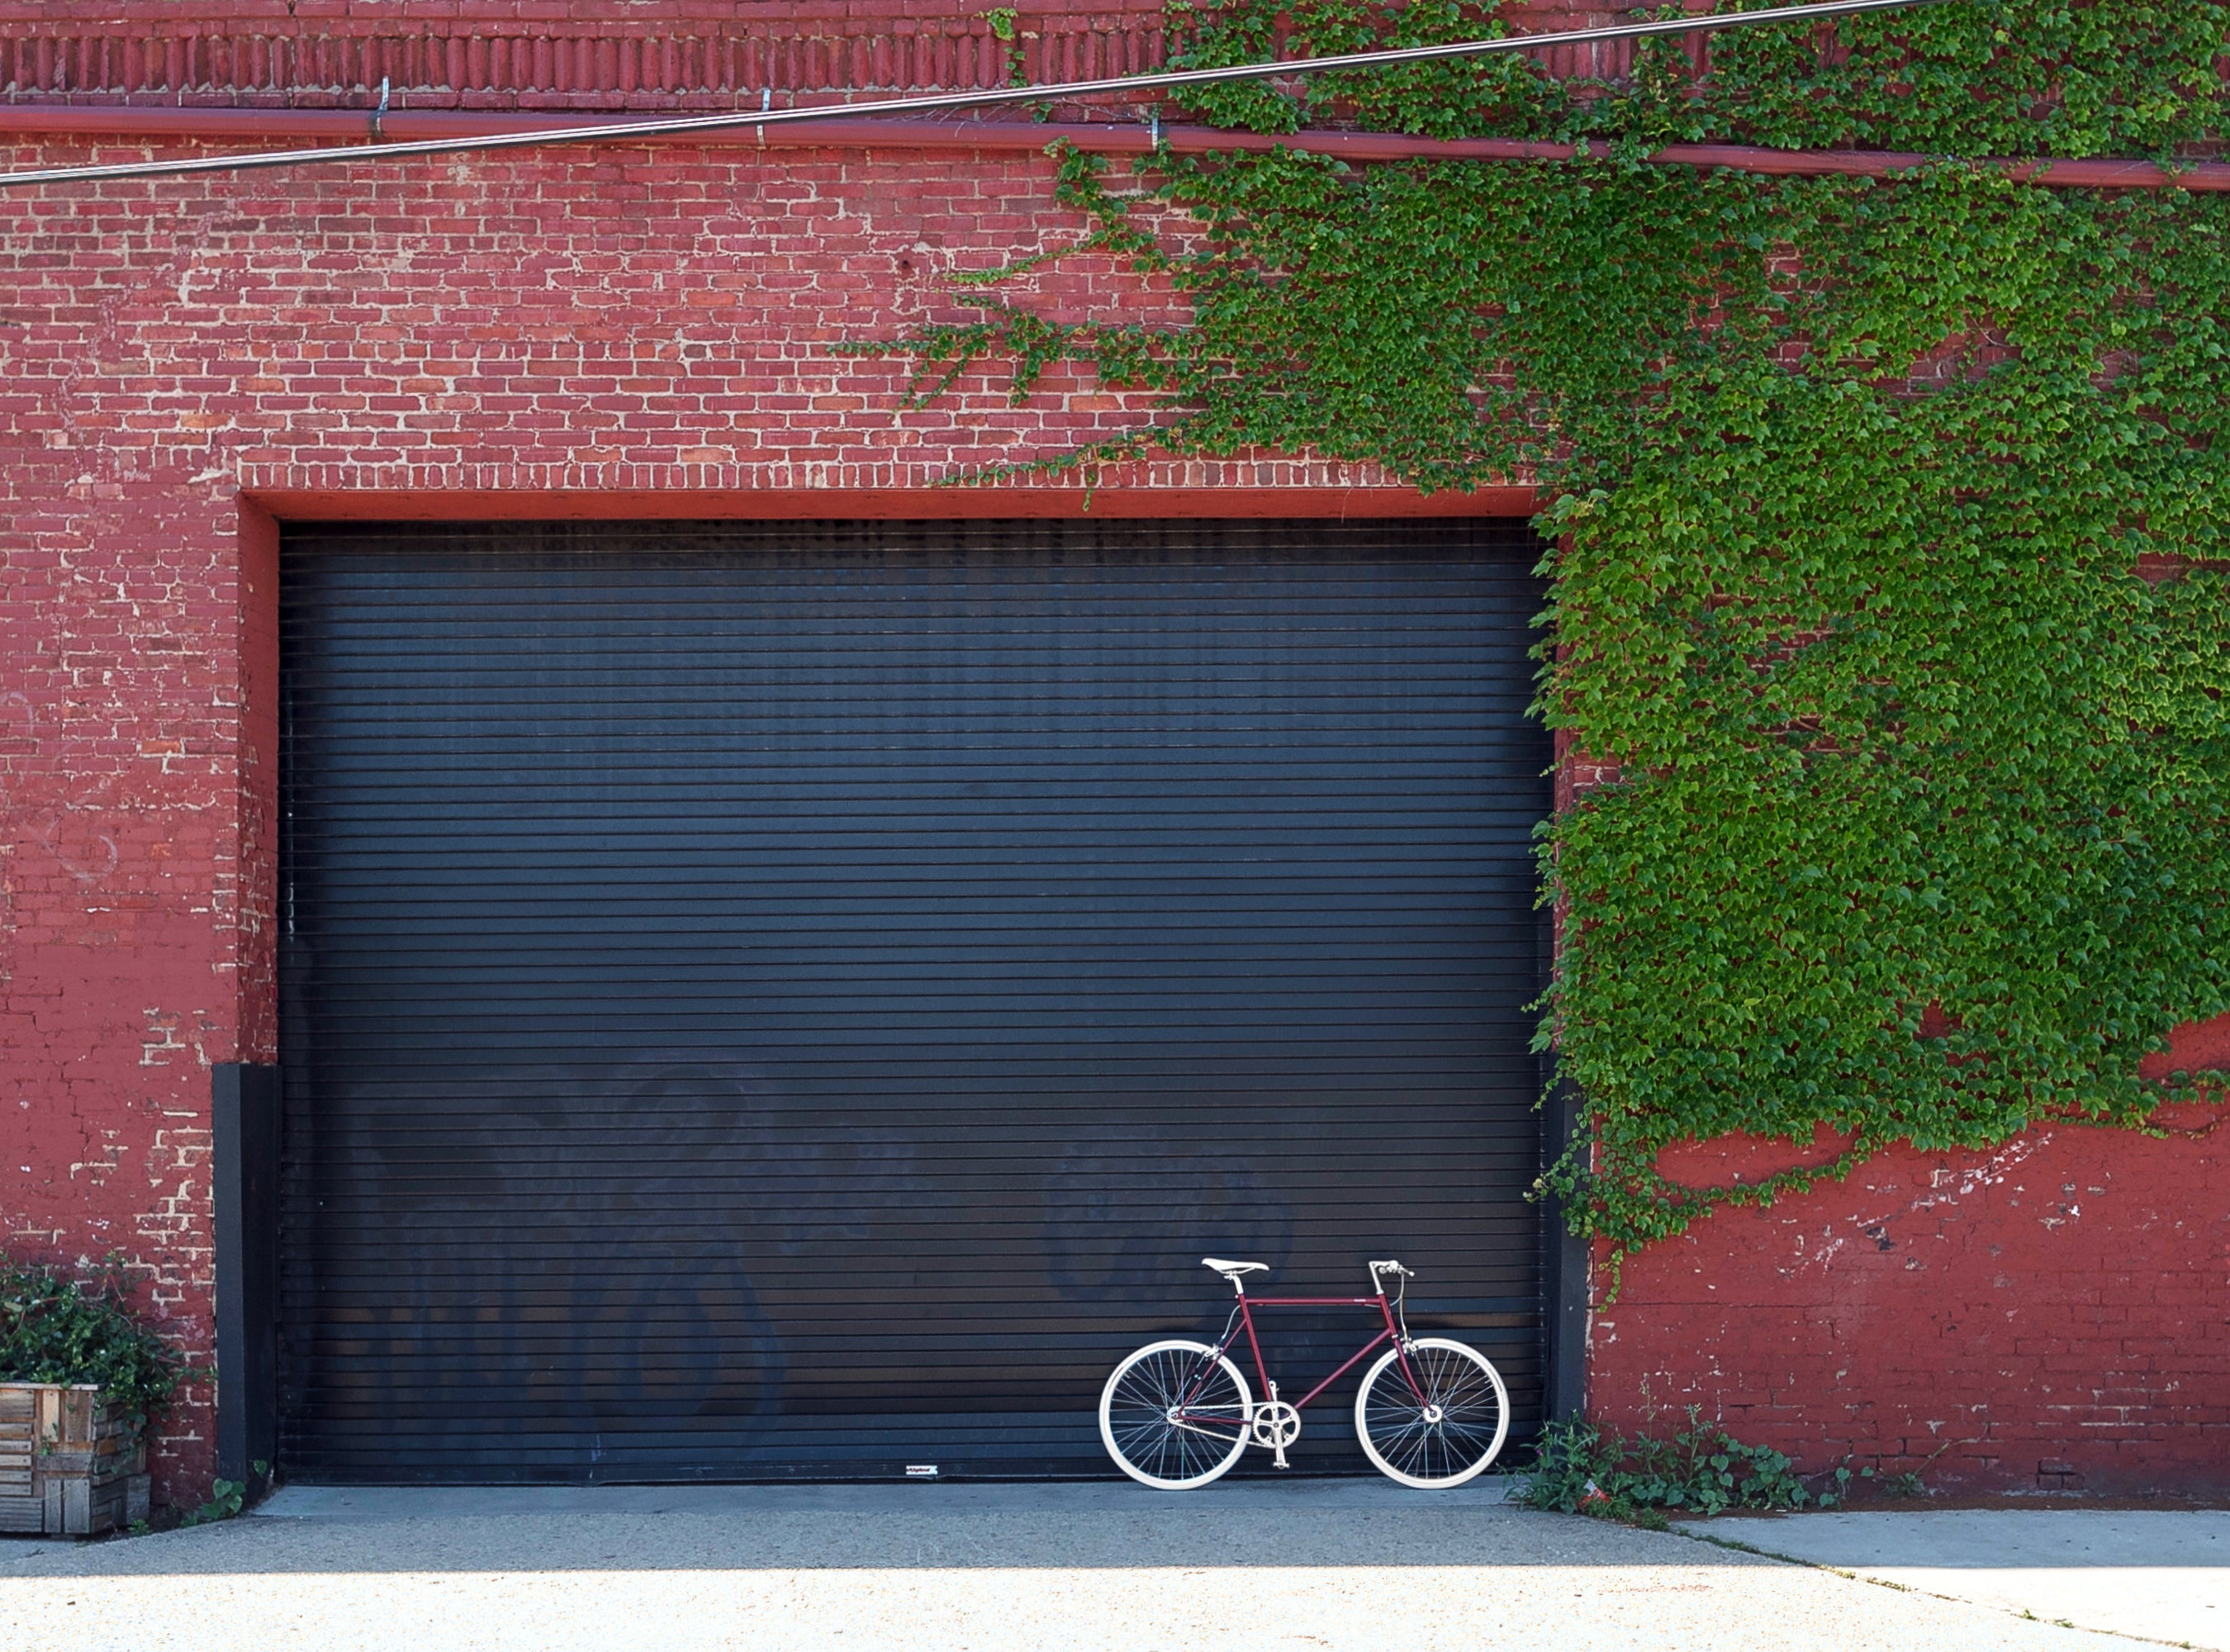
[854,0,2230,1258]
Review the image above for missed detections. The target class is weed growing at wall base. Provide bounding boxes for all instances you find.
[1519,1411,1848,1523]
[856,0,2230,1263]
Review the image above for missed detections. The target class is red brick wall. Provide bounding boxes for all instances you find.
[4,16,2225,1502]
[0,127,1431,1506]
[0,2,1642,112]
[2,485,257,1503]
[1588,1023,2230,1495]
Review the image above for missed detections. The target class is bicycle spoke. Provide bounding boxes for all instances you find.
[1101,1341,1251,1489]
[1357,1339,1509,1488]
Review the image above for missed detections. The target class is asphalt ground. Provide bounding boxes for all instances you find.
[0,1479,2207,1652]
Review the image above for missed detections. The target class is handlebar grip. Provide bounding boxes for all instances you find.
[1368,1259,1414,1279]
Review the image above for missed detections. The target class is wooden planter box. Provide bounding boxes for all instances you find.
[0,1384,151,1536]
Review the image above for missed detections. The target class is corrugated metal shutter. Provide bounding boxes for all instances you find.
[277,518,1553,1482]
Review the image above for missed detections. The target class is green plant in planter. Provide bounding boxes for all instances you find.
[0,1259,183,1441]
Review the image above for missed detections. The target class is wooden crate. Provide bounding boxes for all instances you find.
[0,1384,150,1536]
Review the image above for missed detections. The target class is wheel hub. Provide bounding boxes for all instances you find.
[1422,1403,1445,1425]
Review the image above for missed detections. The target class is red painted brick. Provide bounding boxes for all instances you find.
[0,126,1434,1507]
[6,5,2226,1506]
[1593,1114,2230,1495]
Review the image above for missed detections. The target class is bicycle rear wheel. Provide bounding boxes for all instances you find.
[1354,1337,1510,1488]
[1098,1339,1253,1489]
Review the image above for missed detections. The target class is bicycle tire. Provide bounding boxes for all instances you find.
[1098,1339,1254,1490]
[1354,1336,1510,1488]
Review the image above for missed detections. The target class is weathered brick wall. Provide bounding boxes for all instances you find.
[3,6,2225,1502]
[0,1,1640,111]
[1587,1021,2230,1495]
[2,486,256,1504]
[0,128,1417,1507]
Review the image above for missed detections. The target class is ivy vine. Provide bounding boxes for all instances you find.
[853,0,2230,1259]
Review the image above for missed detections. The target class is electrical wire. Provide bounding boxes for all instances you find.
[0,0,1947,192]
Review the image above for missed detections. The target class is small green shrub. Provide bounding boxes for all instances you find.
[0,1259,183,1440]
[1517,1411,1847,1520]
[179,1456,273,1528]
[178,1478,247,1527]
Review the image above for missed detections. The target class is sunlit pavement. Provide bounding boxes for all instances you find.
[0,1479,2209,1651]
[1702,1507,2230,1650]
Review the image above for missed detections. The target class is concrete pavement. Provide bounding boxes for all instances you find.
[0,1478,2194,1651]
[1704,1508,2230,1650]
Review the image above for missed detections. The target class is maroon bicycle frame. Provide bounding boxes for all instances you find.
[1178,1280,1427,1430]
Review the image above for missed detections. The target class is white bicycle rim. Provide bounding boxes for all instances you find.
[1099,1338,1255,1490]
[1353,1336,1511,1489]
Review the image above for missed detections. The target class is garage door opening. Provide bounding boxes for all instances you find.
[276,518,1554,1482]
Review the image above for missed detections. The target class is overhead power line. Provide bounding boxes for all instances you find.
[0,0,1946,191]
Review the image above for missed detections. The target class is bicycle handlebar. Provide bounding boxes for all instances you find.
[1368,1259,1414,1284]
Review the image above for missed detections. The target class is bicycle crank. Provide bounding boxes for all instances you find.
[1250,1399,1302,1468]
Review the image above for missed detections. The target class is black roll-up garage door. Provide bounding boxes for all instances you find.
[277,518,1553,1482]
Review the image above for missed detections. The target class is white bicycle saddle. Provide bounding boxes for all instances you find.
[1202,1256,1269,1279]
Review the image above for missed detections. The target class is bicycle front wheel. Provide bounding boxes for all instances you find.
[1355,1336,1510,1488]
[1099,1339,1253,1490]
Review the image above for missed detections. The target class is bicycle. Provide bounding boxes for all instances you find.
[1098,1256,1511,1490]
